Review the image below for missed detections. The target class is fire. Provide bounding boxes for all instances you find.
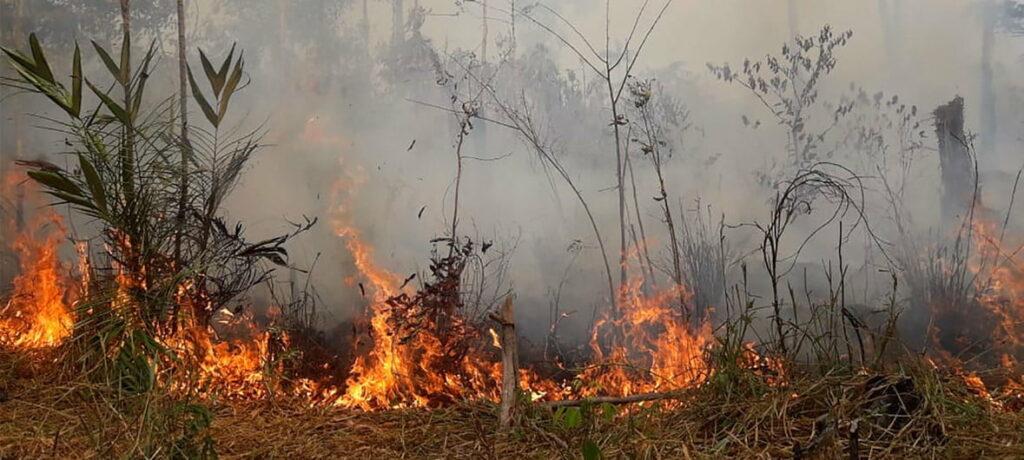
[329,166,718,406]
[926,216,1024,400]
[971,219,1024,368]
[154,275,287,401]
[0,172,73,348]
[0,161,739,410]
[166,324,277,400]
[329,175,513,409]
[581,278,714,397]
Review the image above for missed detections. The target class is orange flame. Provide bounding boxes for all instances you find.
[329,174,512,408]
[972,219,1024,368]
[0,158,752,409]
[581,278,713,397]
[0,172,73,348]
[326,169,720,407]
[927,216,1024,400]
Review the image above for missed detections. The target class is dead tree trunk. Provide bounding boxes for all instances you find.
[491,296,519,429]
[934,96,974,230]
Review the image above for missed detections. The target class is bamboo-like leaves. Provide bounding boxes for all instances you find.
[71,44,82,117]
[2,45,37,77]
[92,40,123,84]
[130,45,156,121]
[198,44,235,98]
[188,44,245,128]
[79,154,107,215]
[187,64,220,127]
[89,28,133,86]
[27,169,82,196]
[28,33,55,83]
[26,169,95,212]
[85,78,130,124]
[218,51,244,121]
[119,28,131,85]
[1,33,80,118]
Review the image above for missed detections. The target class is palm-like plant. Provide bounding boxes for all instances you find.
[1,29,305,391]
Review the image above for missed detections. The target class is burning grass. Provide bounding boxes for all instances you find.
[3,23,1024,460]
[3,162,1024,457]
[3,169,1024,458]
[3,347,1024,459]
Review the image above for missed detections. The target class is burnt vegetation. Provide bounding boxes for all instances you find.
[1,1,1024,459]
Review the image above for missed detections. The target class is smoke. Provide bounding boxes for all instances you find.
[3,0,1024,346]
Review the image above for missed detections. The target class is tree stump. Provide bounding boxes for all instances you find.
[933,96,974,230]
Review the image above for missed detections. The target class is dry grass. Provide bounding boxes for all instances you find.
[2,347,1023,459]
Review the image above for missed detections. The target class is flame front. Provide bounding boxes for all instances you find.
[0,167,783,409]
[925,217,1024,400]
[0,173,73,348]
[329,176,515,409]
[583,278,714,397]
[972,219,1024,369]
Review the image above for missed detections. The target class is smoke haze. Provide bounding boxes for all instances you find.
[3,0,1024,344]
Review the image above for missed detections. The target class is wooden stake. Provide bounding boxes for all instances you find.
[492,295,519,429]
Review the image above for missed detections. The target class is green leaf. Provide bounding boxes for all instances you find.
[217,53,244,121]
[214,44,236,95]
[70,43,82,117]
[78,154,106,214]
[119,27,130,84]
[187,64,219,127]
[27,170,83,196]
[197,48,221,97]
[131,44,156,121]
[552,406,566,426]
[581,440,602,460]
[1,45,76,116]
[85,78,130,124]
[28,33,54,83]
[1,46,38,75]
[564,407,582,428]
[600,402,617,422]
[46,190,94,212]
[91,40,122,84]
[7,64,69,112]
